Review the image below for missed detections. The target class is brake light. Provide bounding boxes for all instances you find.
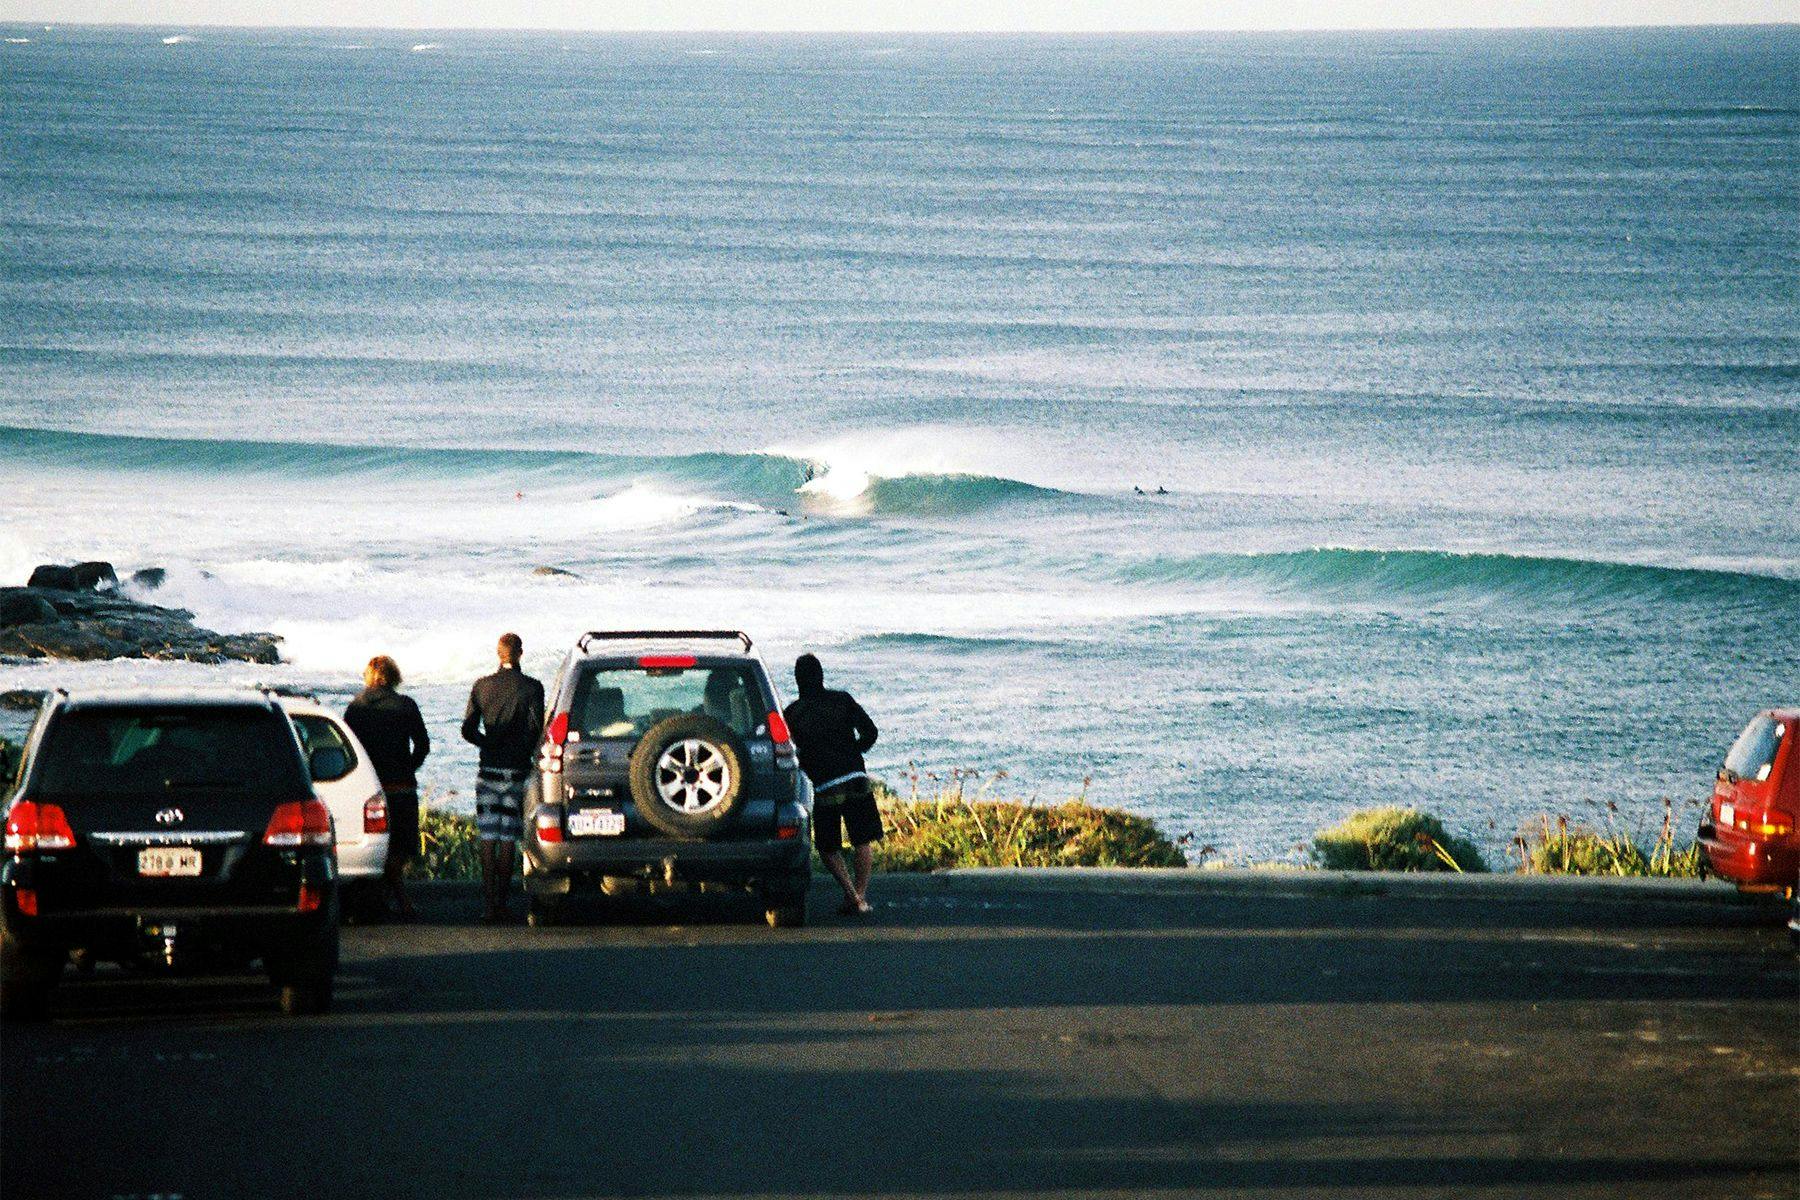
[766,710,798,767]
[297,882,324,913]
[14,888,38,917]
[534,808,565,843]
[263,799,332,848]
[364,792,389,834]
[4,801,76,853]
[539,711,570,774]
[776,824,799,840]
[640,654,697,669]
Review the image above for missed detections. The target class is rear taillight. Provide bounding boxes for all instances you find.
[4,801,76,853]
[538,711,570,775]
[364,792,389,834]
[640,654,697,669]
[534,807,565,843]
[1739,808,1795,837]
[766,710,798,768]
[263,799,333,848]
[776,824,799,840]
[14,887,38,916]
[297,882,324,913]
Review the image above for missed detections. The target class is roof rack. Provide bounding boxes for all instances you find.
[576,630,754,654]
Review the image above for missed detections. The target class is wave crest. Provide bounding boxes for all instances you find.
[1118,548,1799,613]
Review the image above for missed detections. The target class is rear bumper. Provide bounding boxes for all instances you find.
[1698,824,1800,890]
[335,835,390,881]
[525,834,810,892]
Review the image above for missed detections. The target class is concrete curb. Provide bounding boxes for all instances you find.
[408,870,1776,909]
[924,866,1773,907]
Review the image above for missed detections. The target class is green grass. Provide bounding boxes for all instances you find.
[871,771,1188,871]
[408,802,482,881]
[1310,807,1489,873]
[1509,801,1702,878]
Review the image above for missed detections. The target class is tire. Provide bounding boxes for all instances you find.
[341,880,388,925]
[627,714,750,839]
[764,881,809,929]
[267,903,340,1018]
[765,900,807,929]
[279,978,333,1016]
[0,921,60,1023]
[526,893,567,928]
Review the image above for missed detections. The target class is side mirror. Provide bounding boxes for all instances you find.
[309,746,351,782]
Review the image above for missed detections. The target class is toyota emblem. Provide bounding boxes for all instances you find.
[154,807,185,825]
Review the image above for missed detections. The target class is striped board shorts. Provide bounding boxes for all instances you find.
[474,767,528,842]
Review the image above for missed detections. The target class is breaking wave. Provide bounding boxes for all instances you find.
[0,424,1071,519]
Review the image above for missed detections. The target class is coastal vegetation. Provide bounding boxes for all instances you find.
[1508,802,1702,878]
[1310,807,1489,873]
[371,786,1707,883]
[871,771,1187,871]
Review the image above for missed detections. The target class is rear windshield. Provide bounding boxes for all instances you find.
[570,664,769,740]
[33,706,307,798]
[1723,714,1785,784]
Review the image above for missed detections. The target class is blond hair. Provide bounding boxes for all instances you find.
[363,655,402,689]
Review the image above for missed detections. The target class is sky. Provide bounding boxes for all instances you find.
[3,0,1796,31]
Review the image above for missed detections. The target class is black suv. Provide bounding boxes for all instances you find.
[0,689,341,1019]
[522,631,812,928]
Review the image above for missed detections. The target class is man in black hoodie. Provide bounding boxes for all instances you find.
[783,654,881,915]
[462,632,546,923]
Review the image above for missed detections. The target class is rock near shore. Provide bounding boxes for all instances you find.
[0,562,282,665]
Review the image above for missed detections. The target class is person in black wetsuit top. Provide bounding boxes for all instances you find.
[344,655,431,920]
[783,654,881,915]
[462,632,546,923]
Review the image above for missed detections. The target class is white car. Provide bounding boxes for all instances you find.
[279,696,390,913]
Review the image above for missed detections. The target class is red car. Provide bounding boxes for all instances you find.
[1699,708,1798,894]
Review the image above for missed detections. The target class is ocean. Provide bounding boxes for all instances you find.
[2,24,1795,863]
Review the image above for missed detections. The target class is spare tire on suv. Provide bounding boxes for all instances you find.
[627,714,749,839]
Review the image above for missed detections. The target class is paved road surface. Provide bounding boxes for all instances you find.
[3,876,1795,1200]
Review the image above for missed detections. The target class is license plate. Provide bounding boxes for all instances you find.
[138,847,203,877]
[569,808,625,837]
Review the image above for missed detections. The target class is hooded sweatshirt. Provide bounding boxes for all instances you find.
[344,686,431,790]
[781,659,878,794]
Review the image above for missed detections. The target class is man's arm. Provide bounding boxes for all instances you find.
[529,681,547,740]
[849,697,878,754]
[461,684,485,748]
[407,697,431,771]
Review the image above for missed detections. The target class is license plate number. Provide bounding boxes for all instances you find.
[138,847,203,877]
[569,808,625,837]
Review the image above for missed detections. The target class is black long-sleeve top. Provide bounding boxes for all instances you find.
[344,686,431,790]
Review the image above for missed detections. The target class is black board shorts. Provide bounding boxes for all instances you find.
[814,777,883,854]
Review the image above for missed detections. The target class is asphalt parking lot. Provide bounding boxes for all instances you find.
[3,875,1795,1200]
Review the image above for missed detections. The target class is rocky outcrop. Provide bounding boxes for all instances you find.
[0,564,282,665]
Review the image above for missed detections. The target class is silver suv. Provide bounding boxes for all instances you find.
[521,631,812,928]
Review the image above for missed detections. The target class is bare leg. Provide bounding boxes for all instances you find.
[821,849,859,909]
[852,843,874,906]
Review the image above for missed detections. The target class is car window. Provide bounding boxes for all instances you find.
[570,664,765,740]
[33,706,307,798]
[1723,715,1784,784]
[292,714,357,782]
